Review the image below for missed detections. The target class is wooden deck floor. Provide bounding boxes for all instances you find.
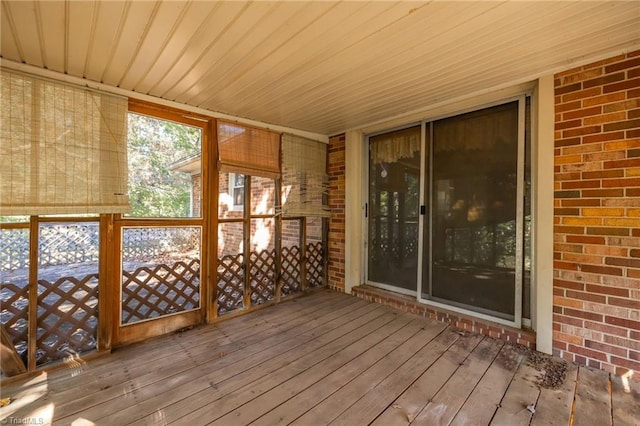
[1,290,638,425]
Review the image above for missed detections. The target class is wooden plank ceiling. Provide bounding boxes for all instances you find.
[1,1,639,135]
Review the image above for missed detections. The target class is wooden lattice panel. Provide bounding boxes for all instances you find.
[0,282,29,361]
[249,249,276,306]
[217,254,244,315]
[121,260,200,324]
[38,223,99,267]
[306,242,324,288]
[36,274,98,365]
[280,246,301,296]
[0,228,30,271]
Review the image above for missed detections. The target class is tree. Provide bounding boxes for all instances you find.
[127,113,201,218]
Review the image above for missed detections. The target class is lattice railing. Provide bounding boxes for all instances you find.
[0,283,29,363]
[36,274,99,365]
[121,259,201,324]
[122,227,200,262]
[38,223,100,267]
[217,254,244,315]
[281,246,302,296]
[249,249,276,305]
[0,228,30,272]
[1,273,100,367]
[306,242,324,288]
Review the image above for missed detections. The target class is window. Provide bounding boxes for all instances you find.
[230,173,245,210]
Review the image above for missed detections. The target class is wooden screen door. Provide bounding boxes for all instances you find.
[112,102,210,346]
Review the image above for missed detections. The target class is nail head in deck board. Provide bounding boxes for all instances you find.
[251,319,446,426]
[571,366,612,426]
[370,332,483,426]
[409,337,504,426]
[611,373,640,426]
[530,362,578,426]
[450,344,526,426]
[490,360,541,426]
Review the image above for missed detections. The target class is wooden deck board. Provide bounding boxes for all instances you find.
[572,366,612,426]
[611,373,640,426]
[371,332,483,426]
[1,290,636,426]
[411,337,504,426]
[49,293,358,422]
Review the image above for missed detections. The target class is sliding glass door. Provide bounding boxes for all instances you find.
[366,98,530,325]
[367,126,421,293]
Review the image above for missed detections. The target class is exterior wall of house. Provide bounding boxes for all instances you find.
[328,134,346,292]
[553,50,640,376]
[326,50,639,376]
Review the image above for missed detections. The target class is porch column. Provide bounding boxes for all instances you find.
[345,130,364,294]
[535,74,555,354]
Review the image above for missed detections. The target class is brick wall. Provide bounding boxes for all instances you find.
[353,285,536,348]
[327,134,346,292]
[554,50,640,376]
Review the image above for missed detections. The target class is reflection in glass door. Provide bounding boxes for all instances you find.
[367,126,421,293]
[427,100,523,321]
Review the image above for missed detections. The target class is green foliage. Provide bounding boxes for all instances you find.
[127,114,201,218]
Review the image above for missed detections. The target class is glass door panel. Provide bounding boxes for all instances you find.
[429,101,519,318]
[367,126,421,292]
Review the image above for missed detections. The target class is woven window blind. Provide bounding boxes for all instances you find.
[279,133,329,218]
[217,121,281,179]
[0,69,130,215]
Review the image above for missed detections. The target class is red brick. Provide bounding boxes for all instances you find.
[555,82,582,95]
[563,106,602,120]
[555,119,582,130]
[582,170,624,179]
[580,264,623,276]
[556,100,582,113]
[608,297,639,309]
[605,57,640,73]
[568,344,608,361]
[605,257,640,268]
[605,316,640,330]
[582,131,625,144]
[555,137,581,147]
[563,125,601,138]
[585,227,629,236]
[602,177,640,187]
[609,356,640,372]
[585,284,629,297]
[604,158,640,169]
[603,118,640,132]
[582,92,625,107]
[583,72,626,89]
[603,77,640,93]
[563,87,602,102]
[585,340,628,357]
[585,321,629,337]
[561,180,601,189]
[554,279,585,291]
[566,235,605,244]
[561,199,601,207]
